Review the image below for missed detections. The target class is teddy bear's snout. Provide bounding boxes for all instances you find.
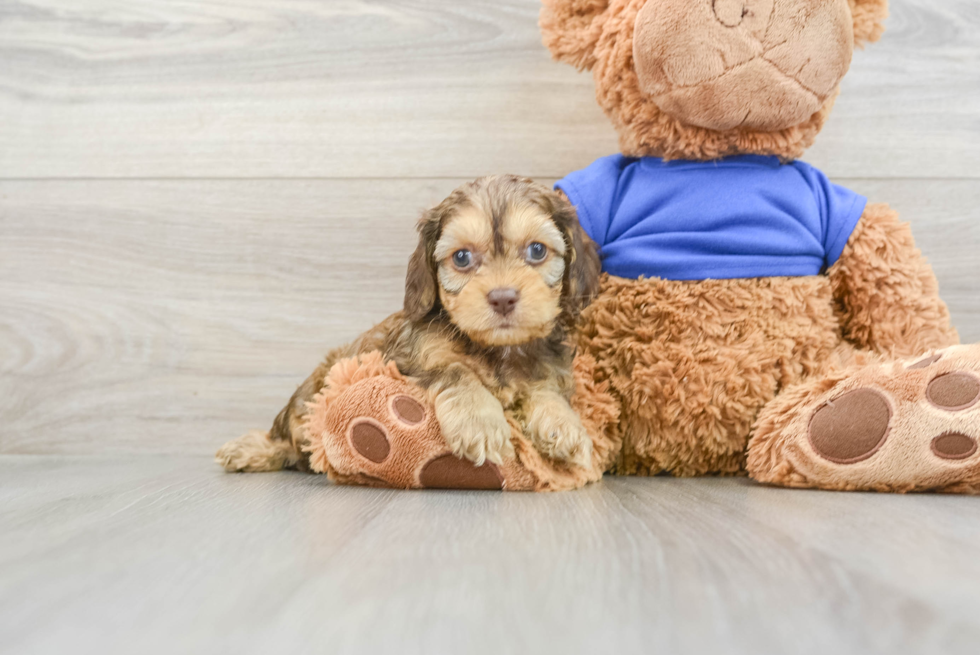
[632,0,854,132]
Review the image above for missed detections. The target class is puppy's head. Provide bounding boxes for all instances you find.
[404,175,601,347]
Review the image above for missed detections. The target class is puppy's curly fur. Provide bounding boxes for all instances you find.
[217,175,601,472]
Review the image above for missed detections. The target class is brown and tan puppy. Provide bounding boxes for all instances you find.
[217,175,601,473]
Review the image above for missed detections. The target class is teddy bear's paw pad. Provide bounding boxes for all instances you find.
[349,420,391,463]
[931,433,979,460]
[926,373,980,411]
[809,388,892,464]
[418,454,503,490]
[392,395,426,424]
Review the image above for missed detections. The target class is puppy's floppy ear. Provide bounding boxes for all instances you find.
[551,190,602,324]
[403,208,443,322]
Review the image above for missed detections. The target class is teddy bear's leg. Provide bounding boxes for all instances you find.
[304,356,514,490]
[748,344,980,493]
[302,352,615,492]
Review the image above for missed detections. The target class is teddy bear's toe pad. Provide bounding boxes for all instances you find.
[931,433,978,460]
[392,395,426,424]
[926,373,980,410]
[809,388,891,464]
[349,420,391,463]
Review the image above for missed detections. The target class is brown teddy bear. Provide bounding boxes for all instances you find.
[226,0,980,493]
[540,0,980,493]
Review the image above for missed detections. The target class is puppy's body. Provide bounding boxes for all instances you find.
[217,176,600,473]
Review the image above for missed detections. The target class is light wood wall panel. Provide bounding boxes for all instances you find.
[0,0,977,180]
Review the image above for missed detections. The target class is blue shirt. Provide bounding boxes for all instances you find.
[555,154,867,281]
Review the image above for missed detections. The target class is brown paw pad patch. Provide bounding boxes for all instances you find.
[419,454,503,490]
[349,419,391,463]
[391,395,425,425]
[926,373,980,411]
[809,388,892,464]
[931,433,979,461]
[907,353,942,370]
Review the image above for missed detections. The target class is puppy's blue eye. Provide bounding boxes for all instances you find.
[526,242,547,263]
[452,249,473,269]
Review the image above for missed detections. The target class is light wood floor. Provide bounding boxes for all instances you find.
[2,1,979,653]
[3,456,980,655]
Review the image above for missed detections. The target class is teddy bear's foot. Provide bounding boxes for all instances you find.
[748,344,980,493]
[300,351,617,491]
[302,352,547,490]
[312,376,509,490]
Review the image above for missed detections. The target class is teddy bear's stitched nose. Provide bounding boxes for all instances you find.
[713,0,749,28]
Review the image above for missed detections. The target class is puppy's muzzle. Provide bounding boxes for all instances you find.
[487,288,520,316]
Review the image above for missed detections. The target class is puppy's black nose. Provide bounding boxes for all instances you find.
[487,288,520,316]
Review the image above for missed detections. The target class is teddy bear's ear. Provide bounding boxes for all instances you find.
[850,0,889,47]
[540,0,611,71]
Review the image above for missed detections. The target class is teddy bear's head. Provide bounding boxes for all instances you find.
[541,0,888,160]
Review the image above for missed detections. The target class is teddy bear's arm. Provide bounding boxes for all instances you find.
[828,202,959,358]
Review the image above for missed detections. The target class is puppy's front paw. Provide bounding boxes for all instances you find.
[527,401,593,468]
[435,390,515,466]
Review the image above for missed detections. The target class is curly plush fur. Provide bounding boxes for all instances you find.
[576,273,843,477]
